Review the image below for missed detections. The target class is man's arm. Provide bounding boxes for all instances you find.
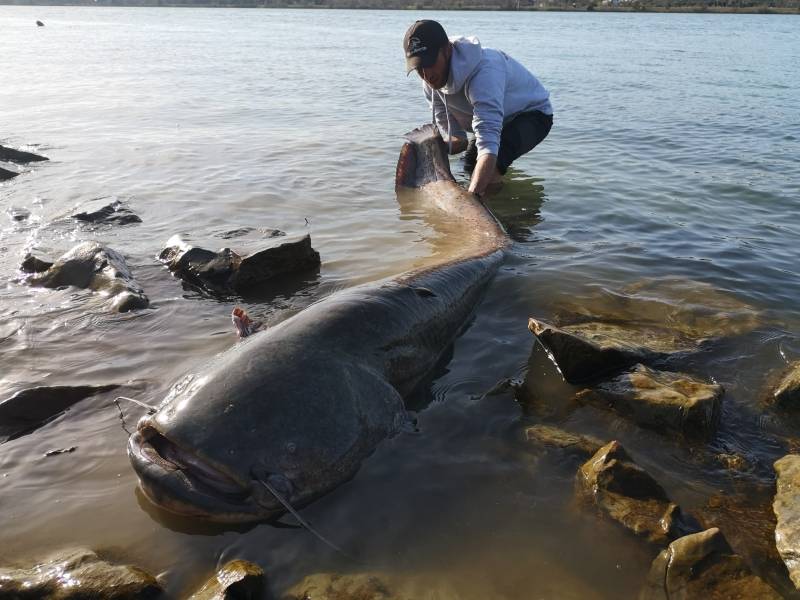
[468,153,497,197]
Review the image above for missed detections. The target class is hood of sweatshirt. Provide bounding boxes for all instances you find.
[441,36,483,95]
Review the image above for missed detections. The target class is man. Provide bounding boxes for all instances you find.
[403,20,553,198]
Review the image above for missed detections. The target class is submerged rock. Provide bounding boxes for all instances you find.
[773,455,800,589]
[698,491,788,591]
[283,573,405,600]
[639,527,781,600]
[160,233,320,295]
[524,424,605,461]
[72,198,142,226]
[0,384,117,443]
[0,144,49,164]
[216,227,285,240]
[188,560,265,600]
[574,364,722,439]
[555,278,761,343]
[768,361,800,409]
[0,165,19,181]
[576,441,694,545]
[28,241,149,312]
[528,318,662,384]
[0,547,160,599]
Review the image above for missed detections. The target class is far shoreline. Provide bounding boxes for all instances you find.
[1,1,798,13]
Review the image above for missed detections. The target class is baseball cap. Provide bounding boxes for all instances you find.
[403,20,448,74]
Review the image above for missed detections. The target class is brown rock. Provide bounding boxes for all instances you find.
[528,318,661,384]
[639,528,781,600]
[524,424,605,460]
[576,441,694,545]
[774,455,800,589]
[574,364,722,438]
[188,560,265,600]
[282,573,405,600]
[770,361,800,409]
[0,547,160,599]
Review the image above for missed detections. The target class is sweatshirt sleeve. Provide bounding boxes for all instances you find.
[424,83,466,143]
[466,62,506,157]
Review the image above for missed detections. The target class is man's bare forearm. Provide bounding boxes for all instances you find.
[468,153,498,197]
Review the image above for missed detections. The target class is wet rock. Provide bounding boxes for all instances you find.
[160,233,320,295]
[639,527,781,600]
[29,241,149,312]
[773,455,800,589]
[216,227,285,240]
[0,547,160,599]
[283,573,405,600]
[574,364,722,438]
[0,384,117,443]
[188,560,265,600]
[7,206,30,222]
[20,253,54,273]
[0,165,19,181]
[769,361,800,409]
[72,198,142,226]
[576,441,694,545]
[0,144,49,164]
[698,491,788,591]
[528,318,662,384]
[524,424,605,461]
[44,446,77,457]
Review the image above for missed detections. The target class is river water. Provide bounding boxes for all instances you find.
[1,6,799,598]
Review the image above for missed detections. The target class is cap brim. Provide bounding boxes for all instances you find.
[405,51,437,75]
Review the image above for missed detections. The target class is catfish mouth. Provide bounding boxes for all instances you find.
[128,420,282,522]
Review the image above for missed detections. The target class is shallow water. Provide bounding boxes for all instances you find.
[1,6,800,598]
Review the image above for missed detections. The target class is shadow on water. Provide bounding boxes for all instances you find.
[484,170,547,242]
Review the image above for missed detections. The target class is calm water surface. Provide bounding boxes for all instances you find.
[1,7,799,598]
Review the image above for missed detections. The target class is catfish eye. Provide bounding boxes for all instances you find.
[286,442,297,454]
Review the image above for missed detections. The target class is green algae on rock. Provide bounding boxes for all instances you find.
[0,548,160,599]
[639,527,781,600]
[188,560,265,600]
[574,364,723,439]
[576,441,695,545]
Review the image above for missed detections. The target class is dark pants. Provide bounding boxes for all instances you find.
[464,110,553,175]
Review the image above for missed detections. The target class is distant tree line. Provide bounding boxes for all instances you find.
[2,0,799,11]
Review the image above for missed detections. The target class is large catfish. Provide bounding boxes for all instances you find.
[128,125,509,522]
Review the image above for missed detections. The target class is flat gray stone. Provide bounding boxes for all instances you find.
[72,198,142,226]
[773,455,800,589]
[0,166,19,181]
[0,384,118,443]
[160,233,320,295]
[188,560,265,600]
[29,241,149,312]
[576,440,694,545]
[0,144,48,164]
[574,364,722,438]
[0,547,160,599]
[640,528,780,600]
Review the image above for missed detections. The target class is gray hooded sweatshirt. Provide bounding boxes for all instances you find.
[423,36,552,159]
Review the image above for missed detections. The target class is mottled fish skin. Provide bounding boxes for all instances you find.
[128,125,509,522]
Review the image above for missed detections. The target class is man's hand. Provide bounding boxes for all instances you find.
[468,153,500,197]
